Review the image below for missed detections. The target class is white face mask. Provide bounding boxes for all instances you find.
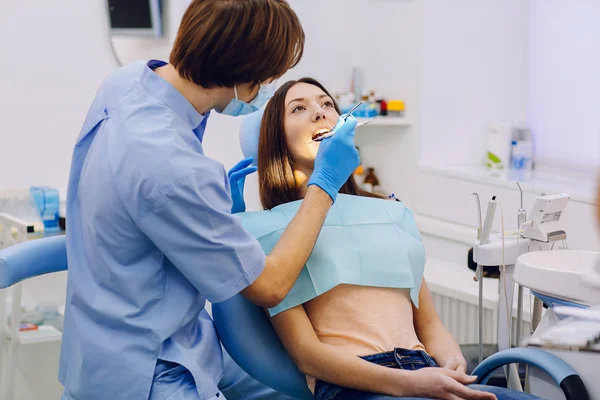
[217,80,278,117]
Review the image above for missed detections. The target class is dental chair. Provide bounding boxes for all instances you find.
[0,236,589,400]
[213,292,588,400]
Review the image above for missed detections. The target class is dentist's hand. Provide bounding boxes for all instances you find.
[228,157,257,213]
[308,115,360,202]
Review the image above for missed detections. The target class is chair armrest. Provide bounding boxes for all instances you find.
[0,235,67,289]
[472,347,588,400]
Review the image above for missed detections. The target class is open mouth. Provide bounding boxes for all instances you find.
[311,128,331,142]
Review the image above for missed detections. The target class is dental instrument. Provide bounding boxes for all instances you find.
[471,193,485,363]
[356,118,377,128]
[344,100,364,120]
[480,196,497,246]
[308,117,376,144]
[516,182,526,229]
[515,184,527,350]
[472,193,483,241]
[310,101,364,142]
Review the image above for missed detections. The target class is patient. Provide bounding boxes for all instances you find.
[253,78,539,400]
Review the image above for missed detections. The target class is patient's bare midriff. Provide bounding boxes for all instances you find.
[303,284,425,356]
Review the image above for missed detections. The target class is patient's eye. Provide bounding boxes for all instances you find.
[292,105,306,113]
[322,101,334,108]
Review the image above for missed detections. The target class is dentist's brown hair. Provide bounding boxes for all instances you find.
[170,0,304,89]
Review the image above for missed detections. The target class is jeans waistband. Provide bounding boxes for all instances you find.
[359,348,439,368]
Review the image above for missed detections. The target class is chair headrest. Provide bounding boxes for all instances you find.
[239,107,265,167]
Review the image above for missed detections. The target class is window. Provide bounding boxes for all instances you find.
[528,0,600,171]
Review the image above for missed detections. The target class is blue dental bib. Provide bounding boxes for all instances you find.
[237,194,425,316]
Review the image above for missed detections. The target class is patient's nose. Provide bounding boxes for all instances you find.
[313,109,327,122]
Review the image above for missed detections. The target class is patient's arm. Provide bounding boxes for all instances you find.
[413,279,467,372]
[270,305,487,399]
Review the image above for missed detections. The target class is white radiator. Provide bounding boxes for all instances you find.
[425,257,533,346]
[430,289,532,345]
[431,290,496,344]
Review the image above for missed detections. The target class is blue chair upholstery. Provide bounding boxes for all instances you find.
[214,293,588,400]
[213,294,313,400]
[0,235,68,289]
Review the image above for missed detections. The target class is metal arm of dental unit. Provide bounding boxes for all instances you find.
[472,189,571,391]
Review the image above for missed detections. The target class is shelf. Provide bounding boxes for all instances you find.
[356,116,411,127]
[17,325,62,345]
[419,163,598,205]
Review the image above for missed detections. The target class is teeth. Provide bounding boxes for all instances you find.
[312,127,331,141]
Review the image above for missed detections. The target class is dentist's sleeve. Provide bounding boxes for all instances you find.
[136,163,266,304]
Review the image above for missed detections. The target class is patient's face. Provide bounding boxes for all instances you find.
[283,83,339,169]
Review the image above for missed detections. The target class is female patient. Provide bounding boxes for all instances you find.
[254,78,539,400]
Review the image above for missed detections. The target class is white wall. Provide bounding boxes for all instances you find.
[528,0,600,170]
[419,0,529,168]
[0,0,119,191]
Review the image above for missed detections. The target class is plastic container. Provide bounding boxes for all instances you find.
[510,140,534,171]
[354,93,378,118]
[485,122,512,174]
[30,187,60,232]
[386,100,405,116]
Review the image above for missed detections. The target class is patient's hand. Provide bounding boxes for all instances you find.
[442,356,467,374]
[410,368,496,400]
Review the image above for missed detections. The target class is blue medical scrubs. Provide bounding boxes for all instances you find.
[59,60,269,400]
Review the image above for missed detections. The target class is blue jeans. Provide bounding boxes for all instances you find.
[149,348,295,400]
[314,348,541,400]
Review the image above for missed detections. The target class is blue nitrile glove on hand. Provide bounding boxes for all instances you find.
[228,157,257,213]
[308,115,360,202]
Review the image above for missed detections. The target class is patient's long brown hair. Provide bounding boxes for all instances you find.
[258,77,383,209]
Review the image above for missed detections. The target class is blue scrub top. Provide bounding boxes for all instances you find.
[59,60,266,400]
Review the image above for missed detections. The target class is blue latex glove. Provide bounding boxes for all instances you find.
[228,157,257,213]
[308,115,360,202]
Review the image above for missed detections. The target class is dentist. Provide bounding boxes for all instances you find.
[59,1,360,399]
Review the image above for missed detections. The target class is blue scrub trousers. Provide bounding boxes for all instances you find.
[149,349,295,400]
